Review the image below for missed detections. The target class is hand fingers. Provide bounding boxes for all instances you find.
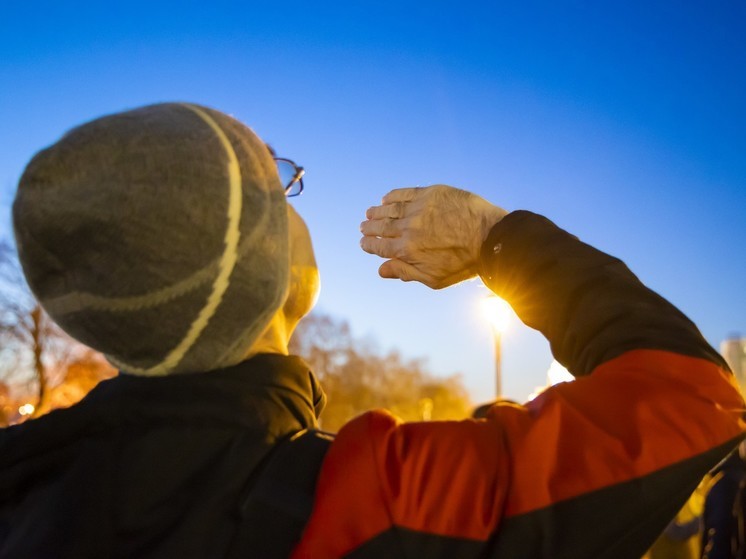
[381,187,421,204]
[378,259,432,284]
[380,260,471,290]
[359,216,409,238]
[365,201,410,220]
[359,235,404,259]
[365,187,425,219]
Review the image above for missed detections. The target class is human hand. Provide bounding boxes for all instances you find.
[360,185,507,289]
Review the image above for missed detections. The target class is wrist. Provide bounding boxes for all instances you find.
[477,206,507,255]
[468,205,507,276]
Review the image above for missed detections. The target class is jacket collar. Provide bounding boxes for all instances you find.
[0,353,325,471]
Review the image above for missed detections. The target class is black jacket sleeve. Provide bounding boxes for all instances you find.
[479,210,729,376]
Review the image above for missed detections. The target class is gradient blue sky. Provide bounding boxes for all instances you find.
[1,1,744,403]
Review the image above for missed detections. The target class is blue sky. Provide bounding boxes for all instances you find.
[1,1,744,403]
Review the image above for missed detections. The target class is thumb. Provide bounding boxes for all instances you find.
[379,259,429,283]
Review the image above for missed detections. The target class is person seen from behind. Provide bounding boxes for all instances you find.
[0,103,744,558]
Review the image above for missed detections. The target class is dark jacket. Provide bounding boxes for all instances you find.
[0,354,325,558]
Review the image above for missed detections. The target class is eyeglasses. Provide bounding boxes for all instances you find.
[274,157,305,197]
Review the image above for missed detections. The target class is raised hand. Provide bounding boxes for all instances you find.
[360,185,507,289]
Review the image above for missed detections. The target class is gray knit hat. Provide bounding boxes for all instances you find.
[13,103,289,375]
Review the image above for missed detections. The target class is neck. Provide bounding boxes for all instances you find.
[245,313,291,358]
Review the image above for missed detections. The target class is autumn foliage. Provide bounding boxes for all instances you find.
[290,313,472,431]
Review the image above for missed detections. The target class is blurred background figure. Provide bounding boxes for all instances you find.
[642,484,705,559]
[700,443,746,559]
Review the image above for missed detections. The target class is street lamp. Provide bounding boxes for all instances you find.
[18,403,35,416]
[481,296,512,398]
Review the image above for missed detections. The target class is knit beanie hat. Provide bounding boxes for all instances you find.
[12,102,290,376]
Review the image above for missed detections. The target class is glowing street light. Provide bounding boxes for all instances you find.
[18,403,35,416]
[481,296,512,398]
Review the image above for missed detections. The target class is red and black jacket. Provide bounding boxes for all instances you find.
[293,211,745,558]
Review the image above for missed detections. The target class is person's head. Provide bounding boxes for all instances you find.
[12,102,318,376]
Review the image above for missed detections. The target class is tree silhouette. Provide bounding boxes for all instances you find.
[0,241,115,425]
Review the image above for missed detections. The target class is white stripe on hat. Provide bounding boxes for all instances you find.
[114,103,243,375]
[42,222,269,316]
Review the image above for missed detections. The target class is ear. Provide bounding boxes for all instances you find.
[284,205,320,327]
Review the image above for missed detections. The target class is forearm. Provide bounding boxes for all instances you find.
[478,210,728,376]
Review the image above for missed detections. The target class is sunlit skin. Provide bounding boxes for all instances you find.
[360,185,507,290]
[247,204,320,357]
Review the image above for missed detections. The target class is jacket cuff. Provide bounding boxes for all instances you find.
[478,210,540,294]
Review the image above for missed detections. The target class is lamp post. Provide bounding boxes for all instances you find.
[481,296,511,399]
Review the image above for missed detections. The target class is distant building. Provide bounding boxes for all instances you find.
[721,336,746,395]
